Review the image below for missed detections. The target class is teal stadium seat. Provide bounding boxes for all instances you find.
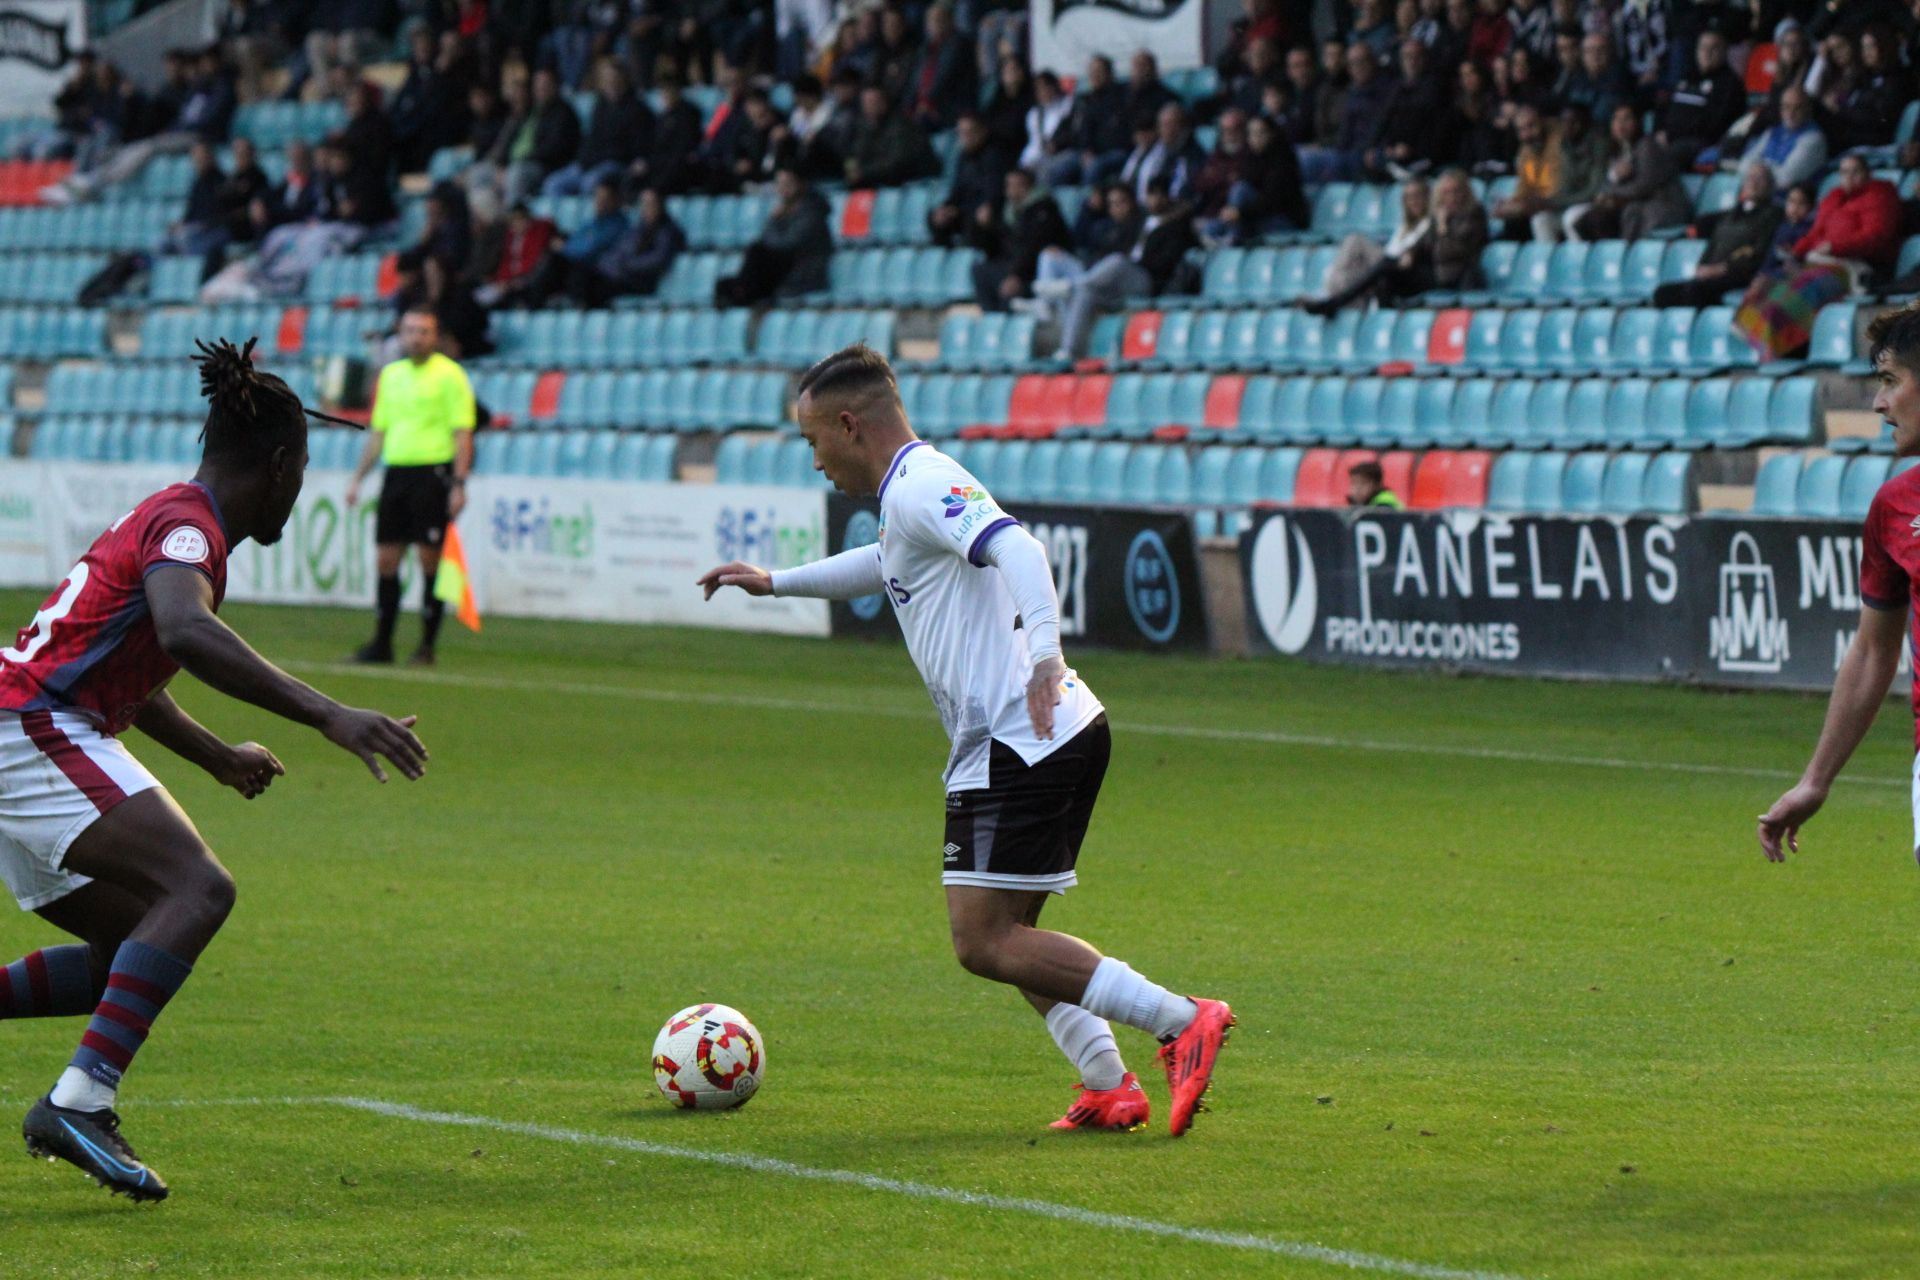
[1485,452,1531,511]
[1561,451,1609,512]
[1796,455,1847,518]
[1642,452,1694,514]
[1600,452,1652,512]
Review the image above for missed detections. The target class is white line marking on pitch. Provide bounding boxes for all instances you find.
[114,1094,1530,1280]
[287,660,1905,791]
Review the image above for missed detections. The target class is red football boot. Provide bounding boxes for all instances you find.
[1157,998,1235,1137]
[1048,1072,1150,1131]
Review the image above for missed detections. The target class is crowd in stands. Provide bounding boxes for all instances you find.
[20,0,1920,367]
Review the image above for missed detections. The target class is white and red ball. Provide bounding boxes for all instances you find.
[651,1003,765,1110]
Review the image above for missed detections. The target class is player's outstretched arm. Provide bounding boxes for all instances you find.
[133,690,285,799]
[699,545,885,601]
[1758,602,1906,861]
[978,525,1067,740]
[145,565,428,783]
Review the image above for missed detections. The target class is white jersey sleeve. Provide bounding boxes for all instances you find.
[876,442,1103,791]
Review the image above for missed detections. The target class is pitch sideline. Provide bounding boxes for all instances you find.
[287,660,1906,791]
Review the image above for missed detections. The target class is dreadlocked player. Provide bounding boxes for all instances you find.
[0,338,429,1201]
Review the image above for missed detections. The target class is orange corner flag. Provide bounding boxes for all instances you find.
[434,523,481,632]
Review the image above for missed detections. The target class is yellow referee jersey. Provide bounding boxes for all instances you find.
[370,352,476,466]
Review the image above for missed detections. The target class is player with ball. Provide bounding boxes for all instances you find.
[701,346,1233,1136]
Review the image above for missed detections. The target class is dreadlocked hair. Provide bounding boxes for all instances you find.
[192,336,305,462]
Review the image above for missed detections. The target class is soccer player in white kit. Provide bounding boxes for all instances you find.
[700,345,1233,1135]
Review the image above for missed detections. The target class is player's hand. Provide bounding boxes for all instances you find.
[1026,654,1067,741]
[1757,781,1827,862]
[698,562,774,599]
[320,707,428,783]
[448,482,467,520]
[212,742,284,799]
[344,480,361,507]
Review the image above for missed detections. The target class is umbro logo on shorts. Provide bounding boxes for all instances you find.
[943,842,962,862]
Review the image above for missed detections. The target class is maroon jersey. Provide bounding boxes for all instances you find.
[0,483,229,735]
[1861,466,1920,747]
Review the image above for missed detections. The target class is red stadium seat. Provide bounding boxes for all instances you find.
[376,253,401,297]
[1291,448,1345,506]
[1409,451,1455,508]
[840,190,875,239]
[1069,374,1111,428]
[1443,450,1493,507]
[1028,374,1077,436]
[1380,449,1417,499]
[529,370,565,420]
[1426,309,1470,367]
[1120,311,1164,362]
[1744,43,1777,94]
[1204,375,1246,429]
[1006,375,1049,433]
[276,305,308,355]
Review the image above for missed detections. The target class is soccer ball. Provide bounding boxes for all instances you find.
[651,1003,765,1110]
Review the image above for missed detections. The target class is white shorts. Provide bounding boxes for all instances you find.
[0,710,159,911]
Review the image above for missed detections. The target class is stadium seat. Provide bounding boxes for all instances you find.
[1290,447,1343,505]
[1646,379,1692,447]
[1496,309,1545,372]
[1121,311,1164,363]
[1796,454,1847,518]
[1610,307,1661,374]
[1486,452,1531,511]
[1543,242,1588,301]
[1797,302,1864,372]
[1841,456,1894,517]
[1767,376,1820,444]
[1376,379,1418,448]
[1524,451,1569,510]
[1488,379,1533,448]
[1537,307,1583,375]
[1651,306,1696,373]
[1685,378,1735,447]
[1579,242,1626,302]
[1343,378,1387,446]
[1204,375,1246,431]
[1566,378,1611,448]
[1255,446,1302,502]
[1425,307,1469,368]
[1604,378,1654,449]
[1560,451,1609,513]
[1307,377,1349,446]
[1641,452,1694,514]
[1460,308,1504,372]
[1621,239,1669,300]
[1597,451,1650,512]
[1408,451,1454,508]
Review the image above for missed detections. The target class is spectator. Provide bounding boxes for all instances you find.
[45,46,236,204]
[1224,37,1284,117]
[1662,30,1745,161]
[414,183,474,272]
[1192,108,1254,221]
[545,60,654,197]
[800,68,863,180]
[1047,54,1131,185]
[1029,183,1141,319]
[1736,154,1901,359]
[1119,102,1207,203]
[578,188,688,306]
[1559,31,1628,124]
[928,114,1009,246]
[777,0,835,81]
[906,3,977,131]
[971,166,1070,310]
[1496,41,1556,117]
[317,136,395,228]
[1199,113,1307,243]
[871,7,921,106]
[845,86,941,188]
[501,176,630,308]
[337,80,396,190]
[1353,0,1399,61]
[1307,176,1431,312]
[221,0,291,103]
[159,140,230,267]
[1216,0,1290,79]
[1348,460,1405,508]
[1651,164,1783,306]
[216,135,271,252]
[1509,0,1555,59]
[1052,176,1197,359]
[475,201,560,306]
[507,67,583,206]
[1612,0,1668,88]
[1805,31,1858,107]
[1568,103,1688,241]
[1544,103,1610,239]
[1492,105,1560,239]
[1830,24,1909,151]
[390,23,455,174]
[466,80,508,159]
[1367,37,1449,178]
[1303,42,1394,183]
[1467,0,1514,66]
[716,167,834,305]
[785,73,835,166]
[302,2,390,103]
[273,139,322,223]
[1021,71,1074,174]
[1453,59,1507,173]
[1739,85,1828,191]
[646,72,707,194]
[982,57,1034,159]
[1273,45,1323,147]
[391,252,492,359]
[1122,51,1179,132]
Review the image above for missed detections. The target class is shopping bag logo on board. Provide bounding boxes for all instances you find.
[1709,532,1789,673]
[0,11,71,71]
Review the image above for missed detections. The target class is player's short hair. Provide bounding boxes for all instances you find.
[193,336,307,465]
[1868,301,1920,374]
[796,343,898,411]
[1348,460,1384,485]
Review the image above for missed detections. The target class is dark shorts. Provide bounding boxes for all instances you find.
[942,714,1110,895]
[376,464,452,548]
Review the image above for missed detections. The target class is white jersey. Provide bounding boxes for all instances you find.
[875,442,1104,791]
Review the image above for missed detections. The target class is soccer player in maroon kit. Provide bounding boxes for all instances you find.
[1761,304,1920,861]
[0,340,428,1200]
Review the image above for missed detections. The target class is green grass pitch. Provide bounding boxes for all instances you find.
[2,588,1919,1279]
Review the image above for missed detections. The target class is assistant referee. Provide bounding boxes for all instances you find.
[347,308,476,665]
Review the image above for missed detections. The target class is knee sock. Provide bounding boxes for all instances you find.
[373,574,401,649]
[1043,1003,1127,1091]
[0,946,97,1019]
[419,574,445,649]
[51,941,192,1112]
[1077,957,1198,1043]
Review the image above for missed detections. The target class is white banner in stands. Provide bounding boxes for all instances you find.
[1029,0,1204,76]
[4,464,830,638]
[0,0,87,118]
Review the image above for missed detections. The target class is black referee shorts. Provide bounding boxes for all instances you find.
[942,715,1110,895]
[375,464,453,548]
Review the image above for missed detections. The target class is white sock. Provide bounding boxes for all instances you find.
[1078,957,1198,1042]
[50,1066,115,1113]
[1043,1003,1127,1091]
